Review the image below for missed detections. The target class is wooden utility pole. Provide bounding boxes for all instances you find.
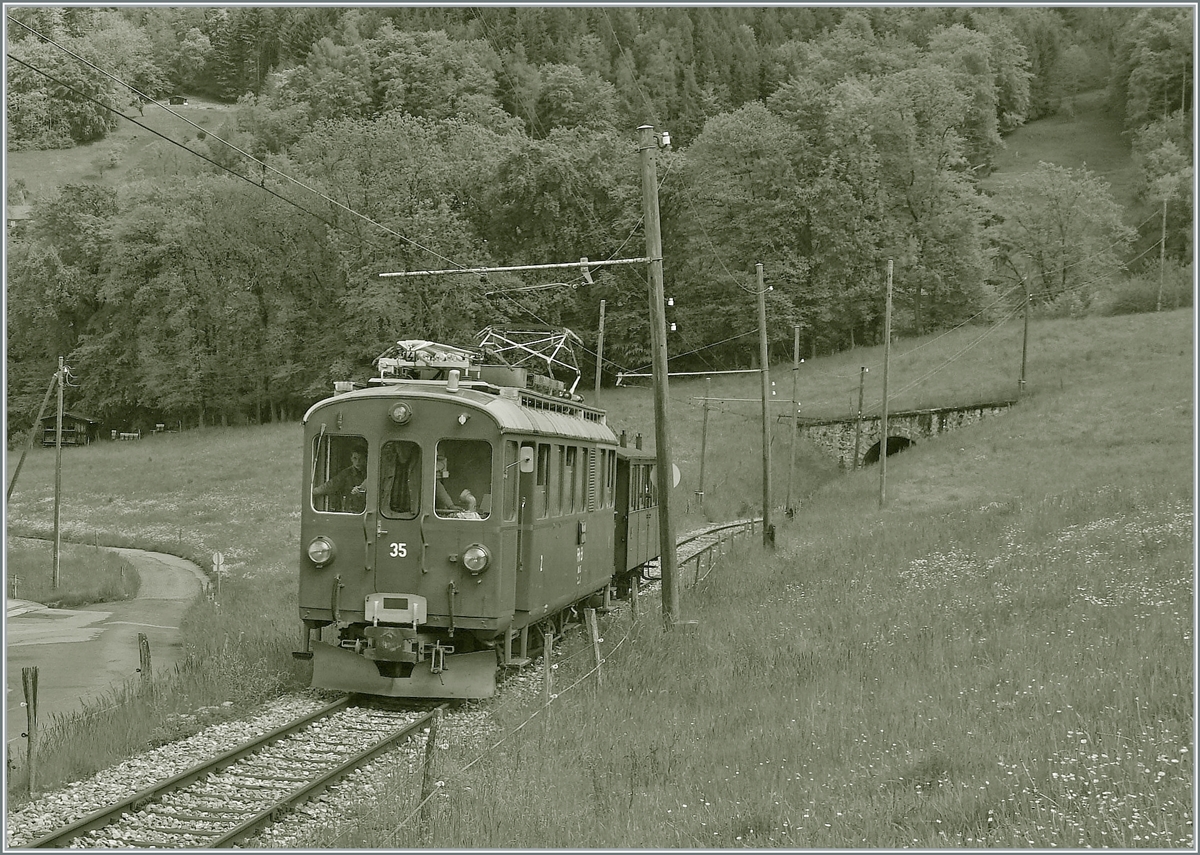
[853,367,867,471]
[595,299,606,404]
[756,263,774,547]
[638,125,681,627]
[53,356,64,589]
[786,325,800,516]
[879,262,893,509]
[697,377,710,509]
[1156,197,1167,312]
[1020,288,1030,397]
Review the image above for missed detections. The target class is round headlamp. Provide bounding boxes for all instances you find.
[307,536,335,567]
[389,401,413,425]
[461,543,491,575]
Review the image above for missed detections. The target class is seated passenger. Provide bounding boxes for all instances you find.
[456,489,483,520]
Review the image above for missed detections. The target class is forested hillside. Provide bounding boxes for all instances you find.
[5,6,1192,434]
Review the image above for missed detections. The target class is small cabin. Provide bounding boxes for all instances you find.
[40,412,101,446]
[168,95,188,106]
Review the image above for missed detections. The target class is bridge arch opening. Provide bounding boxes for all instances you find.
[862,435,912,466]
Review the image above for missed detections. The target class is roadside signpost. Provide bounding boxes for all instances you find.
[212,551,225,597]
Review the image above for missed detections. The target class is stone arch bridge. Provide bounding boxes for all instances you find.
[788,401,1015,470]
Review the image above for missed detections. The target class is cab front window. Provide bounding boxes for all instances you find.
[435,439,492,519]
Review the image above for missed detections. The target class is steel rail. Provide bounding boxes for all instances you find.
[23,697,351,849]
[206,706,441,848]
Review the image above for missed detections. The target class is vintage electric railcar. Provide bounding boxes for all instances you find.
[295,339,660,699]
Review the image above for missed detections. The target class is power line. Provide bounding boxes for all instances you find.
[6,15,467,270]
[5,52,338,232]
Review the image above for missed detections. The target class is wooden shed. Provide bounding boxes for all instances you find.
[40,412,101,446]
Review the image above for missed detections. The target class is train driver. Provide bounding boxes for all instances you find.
[435,455,459,512]
[312,449,367,513]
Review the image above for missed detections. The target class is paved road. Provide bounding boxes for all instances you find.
[6,548,207,739]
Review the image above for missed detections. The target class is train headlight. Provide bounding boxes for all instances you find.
[307,537,336,567]
[389,401,413,425]
[461,543,491,575]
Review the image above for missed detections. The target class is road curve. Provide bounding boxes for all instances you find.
[6,545,208,730]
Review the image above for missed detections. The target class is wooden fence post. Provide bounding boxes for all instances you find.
[542,629,554,713]
[585,608,603,688]
[138,633,152,679]
[22,666,38,796]
[419,708,442,835]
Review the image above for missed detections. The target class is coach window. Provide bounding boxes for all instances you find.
[564,446,578,513]
[379,440,421,519]
[535,444,550,519]
[311,434,367,514]
[435,439,492,520]
[550,444,564,516]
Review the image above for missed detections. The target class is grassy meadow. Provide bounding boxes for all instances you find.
[5,308,1193,846]
[315,309,1193,849]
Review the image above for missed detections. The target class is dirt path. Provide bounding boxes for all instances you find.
[5,548,207,739]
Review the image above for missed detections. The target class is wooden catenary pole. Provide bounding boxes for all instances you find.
[697,377,710,508]
[53,356,64,589]
[853,366,867,471]
[594,298,606,404]
[639,124,681,626]
[1020,288,1030,397]
[757,263,773,547]
[786,325,800,515]
[879,261,893,509]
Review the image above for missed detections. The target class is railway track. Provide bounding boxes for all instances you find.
[16,519,758,849]
[23,698,438,849]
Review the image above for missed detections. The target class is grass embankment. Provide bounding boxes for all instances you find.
[4,311,1192,844]
[6,539,139,608]
[304,310,1192,849]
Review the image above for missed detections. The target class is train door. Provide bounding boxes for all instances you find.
[371,438,423,599]
[514,441,543,612]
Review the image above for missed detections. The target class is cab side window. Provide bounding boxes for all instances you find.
[311,435,367,514]
[435,439,492,520]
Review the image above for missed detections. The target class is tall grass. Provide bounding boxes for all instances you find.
[6,540,139,608]
[4,311,1192,832]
